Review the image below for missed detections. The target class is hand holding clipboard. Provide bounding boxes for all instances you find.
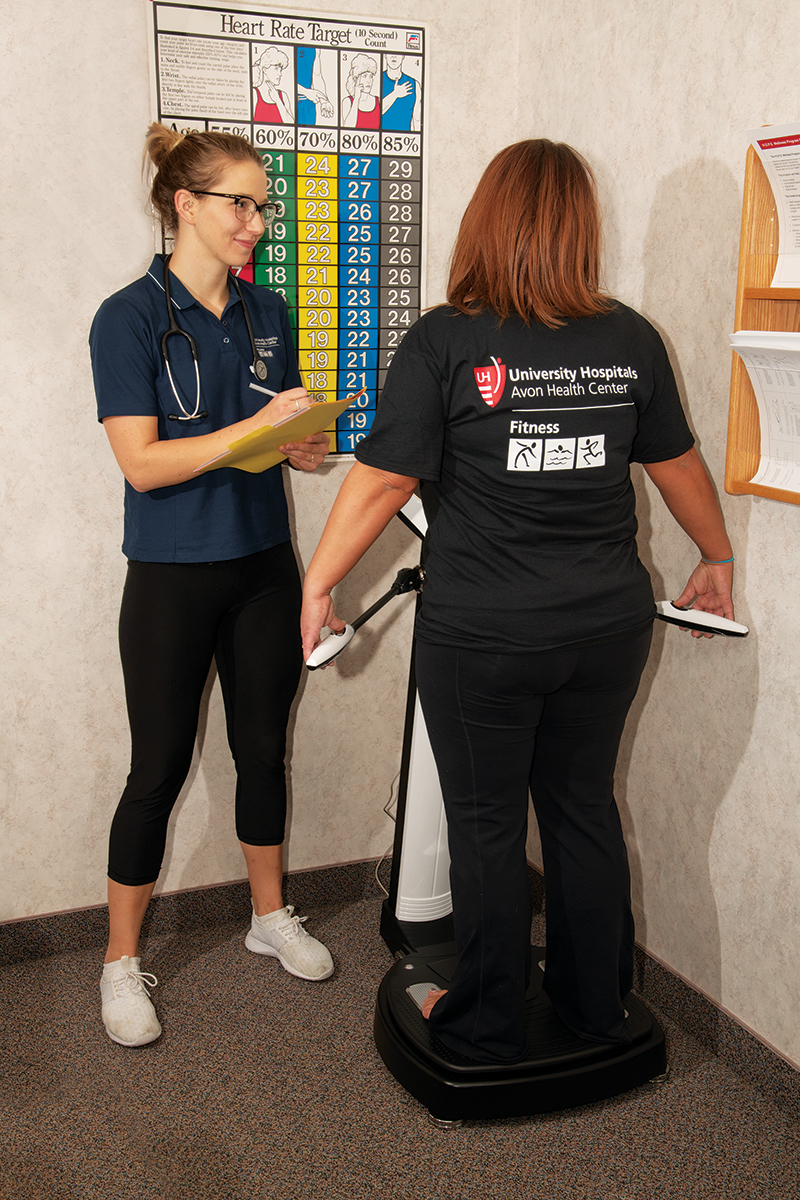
[195,389,367,474]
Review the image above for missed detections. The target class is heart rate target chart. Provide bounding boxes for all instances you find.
[148,3,427,454]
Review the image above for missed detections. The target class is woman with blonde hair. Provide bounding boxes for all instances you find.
[253,45,293,123]
[90,124,333,1048]
[301,139,734,1063]
[341,53,380,129]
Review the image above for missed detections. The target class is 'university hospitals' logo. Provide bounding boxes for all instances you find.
[474,357,506,407]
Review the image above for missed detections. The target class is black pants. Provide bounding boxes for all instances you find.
[108,543,303,886]
[415,627,652,1063]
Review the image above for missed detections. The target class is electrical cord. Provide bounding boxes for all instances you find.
[374,769,400,896]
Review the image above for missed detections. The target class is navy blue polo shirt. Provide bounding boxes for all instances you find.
[90,254,301,562]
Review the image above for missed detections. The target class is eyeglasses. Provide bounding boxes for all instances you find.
[188,191,282,224]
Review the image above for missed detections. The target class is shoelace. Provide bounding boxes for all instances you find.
[110,967,158,999]
[274,906,309,941]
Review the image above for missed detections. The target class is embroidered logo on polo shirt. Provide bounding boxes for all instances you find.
[474,357,506,407]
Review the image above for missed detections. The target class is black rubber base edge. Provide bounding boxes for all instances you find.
[373,947,667,1121]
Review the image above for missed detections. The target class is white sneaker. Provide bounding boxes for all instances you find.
[245,905,334,981]
[100,956,162,1047]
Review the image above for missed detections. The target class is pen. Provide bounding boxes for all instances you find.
[248,380,278,398]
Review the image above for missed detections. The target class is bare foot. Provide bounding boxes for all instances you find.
[422,988,448,1019]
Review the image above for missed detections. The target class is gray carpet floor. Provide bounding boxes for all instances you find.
[1,865,798,1200]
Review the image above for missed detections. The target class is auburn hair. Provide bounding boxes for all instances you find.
[447,139,613,328]
[143,122,264,233]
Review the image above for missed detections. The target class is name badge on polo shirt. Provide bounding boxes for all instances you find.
[250,336,280,395]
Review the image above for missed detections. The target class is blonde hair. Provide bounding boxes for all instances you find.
[254,45,289,85]
[345,54,377,96]
[144,122,263,233]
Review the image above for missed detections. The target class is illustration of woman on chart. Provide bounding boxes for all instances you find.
[341,53,380,129]
[253,46,293,124]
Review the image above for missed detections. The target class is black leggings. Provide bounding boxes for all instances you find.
[415,627,652,1063]
[108,543,303,887]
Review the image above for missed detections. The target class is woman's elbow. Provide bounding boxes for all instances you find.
[383,473,419,500]
[349,460,419,500]
[643,446,698,486]
[122,465,156,493]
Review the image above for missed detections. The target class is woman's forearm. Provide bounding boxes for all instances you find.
[305,461,418,591]
[103,415,258,491]
[301,461,419,657]
[643,447,732,560]
[103,386,310,492]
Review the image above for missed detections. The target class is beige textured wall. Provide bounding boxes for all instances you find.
[1,1,799,1068]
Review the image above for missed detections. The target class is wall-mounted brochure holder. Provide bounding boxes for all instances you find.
[726,139,800,505]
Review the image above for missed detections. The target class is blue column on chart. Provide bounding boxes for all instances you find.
[337,153,380,453]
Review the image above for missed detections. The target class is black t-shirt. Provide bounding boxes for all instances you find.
[356,303,694,652]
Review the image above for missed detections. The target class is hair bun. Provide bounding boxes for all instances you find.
[144,122,184,172]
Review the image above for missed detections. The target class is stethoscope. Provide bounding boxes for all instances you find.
[161,254,271,421]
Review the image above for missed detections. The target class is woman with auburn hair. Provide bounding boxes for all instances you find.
[89,124,334,1049]
[301,140,735,1063]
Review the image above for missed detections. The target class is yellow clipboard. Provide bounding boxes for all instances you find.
[195,391,365,474]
